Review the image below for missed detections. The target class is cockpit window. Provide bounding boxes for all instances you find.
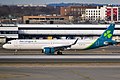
[7,42,11,44]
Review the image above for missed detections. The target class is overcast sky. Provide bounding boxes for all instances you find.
[0,0,120,5]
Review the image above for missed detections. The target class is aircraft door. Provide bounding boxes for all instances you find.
[13,41,19,49]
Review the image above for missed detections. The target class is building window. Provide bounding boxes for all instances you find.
[74,9,76,11]
[71,8,73,11]
[65,13,67,15]
[65,9,67,12]
[0,31,18,34]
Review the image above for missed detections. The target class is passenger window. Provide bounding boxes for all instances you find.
[7,42,11,44]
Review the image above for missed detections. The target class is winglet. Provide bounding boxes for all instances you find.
[72,38,79,45]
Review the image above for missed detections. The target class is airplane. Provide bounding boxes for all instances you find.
[2,23,116,55]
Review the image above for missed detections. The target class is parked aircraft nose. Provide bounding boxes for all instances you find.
[2,44,7,49]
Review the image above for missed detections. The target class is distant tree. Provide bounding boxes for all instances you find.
[0,5,60,18]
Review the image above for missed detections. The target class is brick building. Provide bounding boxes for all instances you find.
[22,15,70,24]
[60,6,96,21]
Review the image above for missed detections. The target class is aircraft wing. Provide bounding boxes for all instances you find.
[43,38,79,54]
[53,38,79,51]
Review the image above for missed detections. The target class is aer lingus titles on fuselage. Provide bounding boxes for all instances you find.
[3,23,116,55]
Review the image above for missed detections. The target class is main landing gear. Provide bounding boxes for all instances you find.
[57,51,62,55]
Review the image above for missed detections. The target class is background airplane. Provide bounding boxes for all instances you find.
[3,23,116,55]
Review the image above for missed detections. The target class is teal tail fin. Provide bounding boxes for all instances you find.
[99,23,115,40]
[86,23,115,49]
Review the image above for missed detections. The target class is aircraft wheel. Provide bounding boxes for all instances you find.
[57,51,62,55]
[42,50,44,53]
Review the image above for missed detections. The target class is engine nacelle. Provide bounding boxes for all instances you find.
[43,47,55,55]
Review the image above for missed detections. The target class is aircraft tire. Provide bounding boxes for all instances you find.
[57,51,62,55]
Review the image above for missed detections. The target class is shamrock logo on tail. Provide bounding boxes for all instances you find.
[104,30,112,38]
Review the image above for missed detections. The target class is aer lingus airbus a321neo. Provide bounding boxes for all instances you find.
[3,23,116,55]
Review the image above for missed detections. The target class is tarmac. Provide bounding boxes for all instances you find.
[0,66,120,80]
[0,44,120,80]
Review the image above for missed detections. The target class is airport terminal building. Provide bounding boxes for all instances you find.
[0,24,18,43]
[0,24,120,43]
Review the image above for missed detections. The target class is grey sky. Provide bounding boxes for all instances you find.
[0,0,120,5]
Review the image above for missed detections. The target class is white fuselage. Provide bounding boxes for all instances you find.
[3,39,96,50]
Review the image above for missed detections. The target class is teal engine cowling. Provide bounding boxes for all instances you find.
[43,47,55,55]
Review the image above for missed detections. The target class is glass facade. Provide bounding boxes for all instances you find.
[0,31,18,34]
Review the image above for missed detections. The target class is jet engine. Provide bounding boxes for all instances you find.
[43,47,55,55]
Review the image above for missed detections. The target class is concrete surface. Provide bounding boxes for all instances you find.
[0,66,120,80]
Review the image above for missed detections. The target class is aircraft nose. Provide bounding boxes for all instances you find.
[2,44,7,49]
